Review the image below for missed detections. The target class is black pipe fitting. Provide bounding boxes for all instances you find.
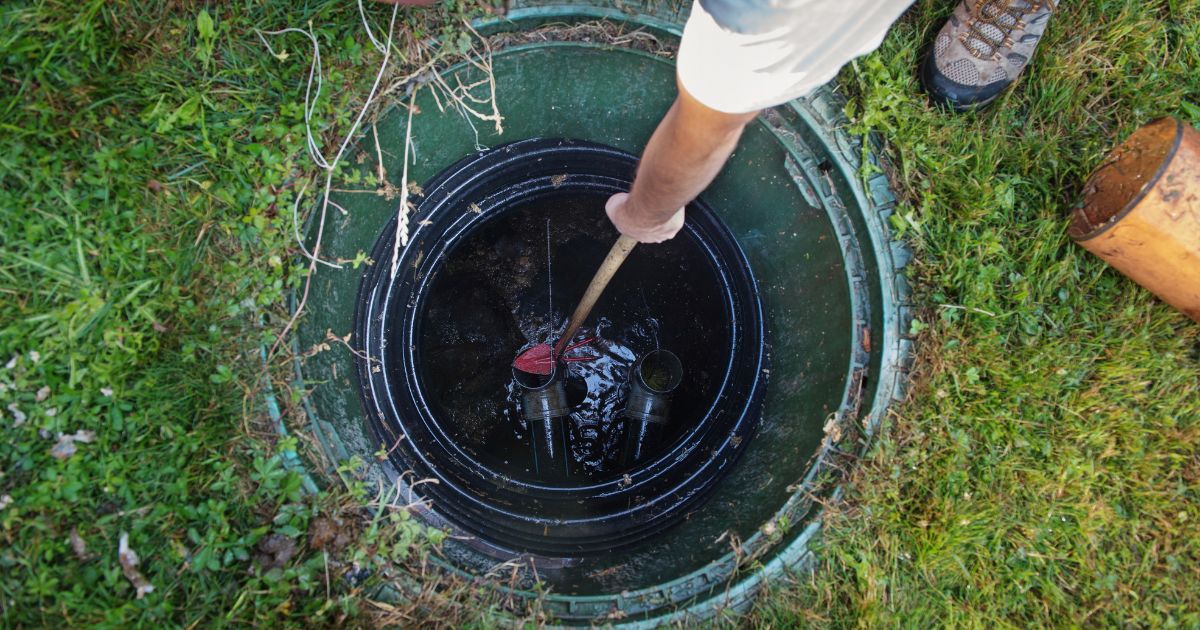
[513,365,572,481]
[619,349,683,467]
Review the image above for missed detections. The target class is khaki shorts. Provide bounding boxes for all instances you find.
[677,0,915,113]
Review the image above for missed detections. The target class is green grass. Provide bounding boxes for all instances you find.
[0,1,510,626]
[754,0,1200,626]
[1,0,1197,626]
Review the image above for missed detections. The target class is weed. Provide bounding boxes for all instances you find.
[756,0,1200,626]
[0,0,518,625]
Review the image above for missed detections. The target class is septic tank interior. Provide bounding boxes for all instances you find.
[286,3,912,623]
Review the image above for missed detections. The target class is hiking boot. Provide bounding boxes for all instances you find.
[922,0,1057,111]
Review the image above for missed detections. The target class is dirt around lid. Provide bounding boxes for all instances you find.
[1071,118,1181,240]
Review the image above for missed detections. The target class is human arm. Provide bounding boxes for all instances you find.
[605,79,758,243]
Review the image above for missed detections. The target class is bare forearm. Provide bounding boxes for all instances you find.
[607,82,758,242]
[629,102,745,222]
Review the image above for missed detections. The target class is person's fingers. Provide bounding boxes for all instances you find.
[649,208,685,243]
[605,193,685,243]
[604,192,630,221]
[604,192,635,237]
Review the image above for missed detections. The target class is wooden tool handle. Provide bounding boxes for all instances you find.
[554,234,638,356]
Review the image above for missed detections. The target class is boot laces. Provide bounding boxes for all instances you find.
[962,0,1041,59]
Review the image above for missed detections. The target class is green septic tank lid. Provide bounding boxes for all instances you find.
[267,2,913,624]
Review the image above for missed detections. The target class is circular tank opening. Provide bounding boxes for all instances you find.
[355,139,767,555]
[286,12,911,622]
[419,191,733,480]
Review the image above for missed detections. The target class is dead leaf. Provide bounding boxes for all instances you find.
[308,516,353,552]
[36,386,50,402]
[70,528,96,561]
[376,181,399,200]
[7,404,26,427]
[822,416,842,442]
[309,517,338,550]
[255,533,297,570]
[118,532,155,599]
[50,430,96,460]
[325,329,352,345]
[147,179,163,193]
[51,438,77,460]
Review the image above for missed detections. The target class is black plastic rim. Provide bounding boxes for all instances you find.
[354,138,769,556]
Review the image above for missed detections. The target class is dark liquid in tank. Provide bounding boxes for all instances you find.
[416,192,732,483]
